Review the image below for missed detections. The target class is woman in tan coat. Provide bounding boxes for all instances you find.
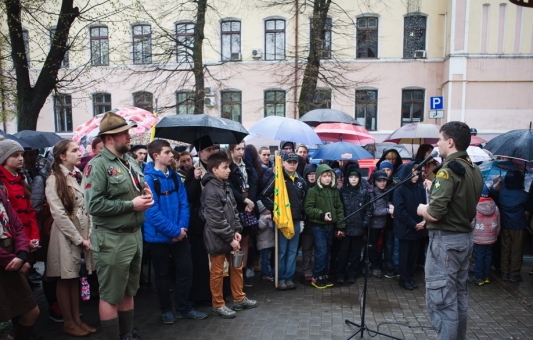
[46,140,96,337]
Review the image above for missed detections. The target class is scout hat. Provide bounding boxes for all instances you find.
[97,111,137,136]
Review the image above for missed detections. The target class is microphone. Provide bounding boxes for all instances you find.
[414,150,438,173]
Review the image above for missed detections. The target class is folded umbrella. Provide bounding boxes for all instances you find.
[314,123,375,145]
[299,109,359,127]
[312,141,373,161]
[13,130,63,149]
[248,116,322,145]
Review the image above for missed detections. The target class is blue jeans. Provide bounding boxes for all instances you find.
[312,225,334,277]
[260,247,273,278]
[473,244,492,280]
[425,230,473,340]
[277,220,301,283]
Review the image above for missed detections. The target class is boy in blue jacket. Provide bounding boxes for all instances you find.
[144,140,207,324]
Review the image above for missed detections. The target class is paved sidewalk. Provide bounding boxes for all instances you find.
[2,258,532,339]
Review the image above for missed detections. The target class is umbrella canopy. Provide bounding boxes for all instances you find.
[466,146,492,163]
[470,135,487,146]
[155,114,249,144]
[312,142,373,161]
[383,123,441,144]
[299,109,359,127]
[72,107,158,146]
[248,116,322,145]
[484,128,533,162]
[13,130,63,149]
[314,123,375,145]
[0,130,32,149]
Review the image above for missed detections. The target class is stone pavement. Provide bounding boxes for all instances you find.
[1,258,532,340]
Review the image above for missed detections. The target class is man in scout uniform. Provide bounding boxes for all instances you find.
[417,121,483,340]
[84,112,154,340]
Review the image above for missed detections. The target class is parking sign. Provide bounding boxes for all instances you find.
[430,96,443,110]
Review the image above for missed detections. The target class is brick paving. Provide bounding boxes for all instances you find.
[1,258,532,340]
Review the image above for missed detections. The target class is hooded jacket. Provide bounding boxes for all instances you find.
[368,176,392,230]
[260,166,306,221]
[143,162,190,244]
[31,153,53,213]
[201,172,242,255]
[472,197,500,245]
[496,170,529,230]
[340,167,370,236]
[375,148,403,175]
[304,164,345,228]
[227,157,258,212]
[392,161,426,240]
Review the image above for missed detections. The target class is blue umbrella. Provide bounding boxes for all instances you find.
[248,116,322,145]
[312,141,373,161]
[478,160,516,182]
[0,130,32,149]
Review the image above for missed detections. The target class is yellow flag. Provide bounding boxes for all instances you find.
[150,111,158,142]
[273,154,294,239]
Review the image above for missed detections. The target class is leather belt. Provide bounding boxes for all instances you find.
[0,238,12,248]
[95,226,139,233]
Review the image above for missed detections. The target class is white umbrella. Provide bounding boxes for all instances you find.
[248,116,323,145]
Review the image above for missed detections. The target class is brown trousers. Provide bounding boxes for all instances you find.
[500,228,524,276]
[209,253,245,308]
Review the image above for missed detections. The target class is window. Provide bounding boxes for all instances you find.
[221,91,242,122]
[403,15,426,58]
[264,90,285,117]
[176,91,195,115]
[310,18,332,59]
[356,17,378,58]
[22,29,30,66]
[312,88,331,109]
[49,28,69,68]
[54,95,72,132]
[93,93,111,116]
[355,90,377,131]
[176,22,194,63]
[90,26,109,65]
[133,92,153,112]
[401,89,424,125]
[265,19,285,60]
[132,24,152,64]
[221,20,241,61]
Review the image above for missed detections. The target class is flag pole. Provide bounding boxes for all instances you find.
[274,151,279,289]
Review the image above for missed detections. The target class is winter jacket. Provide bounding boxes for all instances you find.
[184,161,208,237]
[375,148,403,176]
[368,185,391,229]
[201,172,242,255]
[494,170,530,230]
[340,168,370,236]
[260,167,306,221]
[0,189,29,268]
[392,161,426,240]
[256,214,274,251]
[143,162,190,244]
[228,158,258,212]
[0,165,40,242]
[472,197,500,245]
[304,164,345,228]
[31,153,53,213]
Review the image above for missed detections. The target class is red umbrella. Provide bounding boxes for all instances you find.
[470,135,487,145]
[314,123,375,145]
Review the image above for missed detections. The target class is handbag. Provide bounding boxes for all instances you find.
[239,211,258,228]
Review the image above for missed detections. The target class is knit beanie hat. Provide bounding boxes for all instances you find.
[256,200,267,214]
[379,160,394,170]
[0,136,24,165]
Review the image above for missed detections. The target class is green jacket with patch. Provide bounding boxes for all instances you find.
[83,147,146,229]
[426,151,483,233]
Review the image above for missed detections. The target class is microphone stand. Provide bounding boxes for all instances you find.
[343,170,421,340]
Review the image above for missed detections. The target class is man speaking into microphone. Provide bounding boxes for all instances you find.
[417,121,483,340]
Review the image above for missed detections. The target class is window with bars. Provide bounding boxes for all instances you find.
[310,17,332,59]
[265,19,285,60]
[22,29,30,66]
[93,93,112,116]
[49,28,69,68]
[176,22,194,63]
[403,15,426,58]
[356,17,378,58]
[401,89,425,125]
[221,20,241,61]
[355,90,378,131]
[221,91,242,122]
[54,95,72,132]
[312,88,331,109]
[176,91,195,115]
[264,90,285,117]
[133,24,152,64]
[90,26,109,66]
[133,92,153,112]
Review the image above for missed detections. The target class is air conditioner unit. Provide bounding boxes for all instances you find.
[204,86,216,96]
[230,52,241,61]
[413,50,426,58]
[204,97,216,107]
[251,48,262,59]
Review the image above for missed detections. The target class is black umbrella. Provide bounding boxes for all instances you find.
[484,126,533,162]
[0,130,32,149]
[13,130,63,149]
[299,109,359,127]
[155,114,249,144]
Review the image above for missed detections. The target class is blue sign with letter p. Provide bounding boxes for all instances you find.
[430,96,443,110]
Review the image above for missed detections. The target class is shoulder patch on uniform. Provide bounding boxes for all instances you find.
[433,179,442,192]
[436,169,449,179]
[84,165,92,178]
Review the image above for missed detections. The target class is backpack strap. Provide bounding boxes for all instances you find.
[148,173,180,197]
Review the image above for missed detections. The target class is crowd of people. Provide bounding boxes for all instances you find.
[0,115,531,340]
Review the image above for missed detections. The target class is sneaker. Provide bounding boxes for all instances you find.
[469,277,484,286]
[529,269,533,276]
[28,268,43,282]
[372,269,383,279]
[509,275,522,283]
[246,267,255,278]
[324,275,334,287]
[262,275,273,282]
[304,273,313,281]
[48,302,64,323]
[384,270,399,279]
[501,272,510,281]
[399,280,414,290]
[120,328,140,340]
[347,275,357,283]
[286,280,296,290]
[409,279,419,289]
[311,276,327,289]
[176,309,207,320]
[277,282,288,291]
[336,274,345,284]
[232,297,257,311]
[484,278,490,284]
[212,305,236,319]
[244,276,253,287]
[161,311,176,324]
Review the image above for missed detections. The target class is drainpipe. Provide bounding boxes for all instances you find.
[294,0,298,119]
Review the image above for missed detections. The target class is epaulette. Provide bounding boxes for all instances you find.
[432,164,443,175]
[448,161,465,176]
[456,154,475,168]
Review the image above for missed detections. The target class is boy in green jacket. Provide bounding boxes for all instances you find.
[304,164,345,289]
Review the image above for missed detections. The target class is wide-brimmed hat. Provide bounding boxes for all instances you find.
[97,111,137,136]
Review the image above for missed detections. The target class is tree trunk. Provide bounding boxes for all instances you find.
[193,0,207,115]
[297,0,331,117]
